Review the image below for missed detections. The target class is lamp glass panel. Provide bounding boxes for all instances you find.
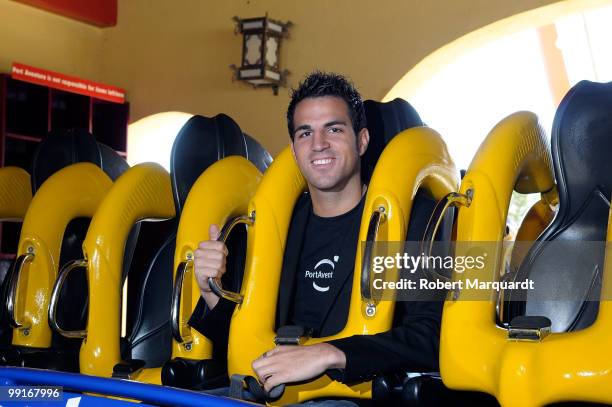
[265,37,279,67]
[245,34,262,65]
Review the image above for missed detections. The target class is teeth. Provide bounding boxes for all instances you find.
[313,158,333,165]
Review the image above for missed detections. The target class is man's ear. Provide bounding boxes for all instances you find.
[357,128,370,157]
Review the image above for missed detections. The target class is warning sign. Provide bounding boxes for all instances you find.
[11,62,125,104]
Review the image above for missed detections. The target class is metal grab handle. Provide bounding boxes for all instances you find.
[207,213,255,304]
[171,260,192,343]
[170,212,255,345]
[48,259,88,338]
[360,207,387,306]
[420,191,472,284]
[7,253,34,328]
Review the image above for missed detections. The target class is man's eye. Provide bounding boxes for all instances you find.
[298,131,312,138]
[329,127,342,133]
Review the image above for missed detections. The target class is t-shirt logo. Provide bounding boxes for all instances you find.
[305,255,340,292]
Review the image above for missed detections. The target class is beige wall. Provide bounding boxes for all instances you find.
[0,0,103,80]
[1,0,590,155]
[101,0,571,156]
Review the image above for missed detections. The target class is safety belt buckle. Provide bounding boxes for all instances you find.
[508,316,552,341]
[274,325,312,346]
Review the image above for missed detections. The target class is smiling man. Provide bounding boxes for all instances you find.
[189,72,443,406]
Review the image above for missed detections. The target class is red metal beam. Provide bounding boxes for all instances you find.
[13,0,117,27]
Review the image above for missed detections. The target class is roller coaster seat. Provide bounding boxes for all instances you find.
[505,80,612,333]
[160,115,272,388]
[164,98,426,392]
[440,83,612,407]
[78,114,271,382]
[0,130,129,371]
[181,99,460,405]
[123,114,249,373]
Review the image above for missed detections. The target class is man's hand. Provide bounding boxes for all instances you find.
[193,224,228,310]
[251,343,346,392]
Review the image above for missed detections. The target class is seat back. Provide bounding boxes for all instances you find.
[361,98,423,183]
[109,115,270,382]
[508,81,612,332]
[170,115,272,214]
[31,129,102,192]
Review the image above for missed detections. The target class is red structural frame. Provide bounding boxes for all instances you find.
[13,0,117,27]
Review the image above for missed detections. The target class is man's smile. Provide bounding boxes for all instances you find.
[311,157,336,167]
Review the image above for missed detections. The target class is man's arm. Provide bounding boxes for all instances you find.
[326,191,446,383]
[250,297,441,390]
[188,296,236,349]
[251,342,346,392]
[325,299,442,383]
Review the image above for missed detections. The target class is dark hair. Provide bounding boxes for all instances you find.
[286,71,367,140]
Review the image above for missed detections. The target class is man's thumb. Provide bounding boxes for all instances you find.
[209,224,221,241]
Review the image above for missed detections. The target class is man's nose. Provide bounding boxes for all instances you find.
[311,130,330,151]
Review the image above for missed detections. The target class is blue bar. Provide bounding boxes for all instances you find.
[0,367,251,407]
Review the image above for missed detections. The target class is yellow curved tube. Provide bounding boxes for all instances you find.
[171,156,262,361]
[0,167,32,220]
[509,189,557,271]
[440,111,612,406]
[228,128,459,405]
[12,163,113,348]
[80,163,175,380]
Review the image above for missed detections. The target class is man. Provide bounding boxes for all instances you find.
[189,72,442,404]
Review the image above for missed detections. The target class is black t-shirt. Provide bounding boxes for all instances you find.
[290,197,365,334]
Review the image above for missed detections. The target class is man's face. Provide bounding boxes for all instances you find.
[291,96,369,193]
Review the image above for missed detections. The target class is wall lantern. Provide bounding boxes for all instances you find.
[231,14,292,95]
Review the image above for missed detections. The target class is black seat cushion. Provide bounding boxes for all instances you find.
[170,115,273,215]
[127,224,176,366]
[508,81,612,332]
[31,129,102,192]
[98,142,130,181]
[170,114,246,215]
[362,98,424,183]
[243,133,273,174]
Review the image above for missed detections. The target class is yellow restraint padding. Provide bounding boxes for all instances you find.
[0,167,32,220]
[508,188,557,271]
[12,163,113,348]
[228,128,459,405]
[440,111,612,406]
[170,156,262,370]
[80,163,175,382]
